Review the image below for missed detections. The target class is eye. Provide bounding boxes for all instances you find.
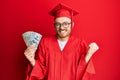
[54,23,60,27]
[63,22,68,26]
[63,22,71,26]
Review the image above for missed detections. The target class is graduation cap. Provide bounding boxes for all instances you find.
[49,3,79,20]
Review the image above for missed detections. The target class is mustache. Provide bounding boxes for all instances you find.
[58,29,67,31]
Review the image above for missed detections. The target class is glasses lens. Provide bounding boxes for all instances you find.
[54,22,71,28]
[54,23,60,27]
[62,22,70,27]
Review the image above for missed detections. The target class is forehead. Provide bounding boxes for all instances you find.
[55,17,71,23]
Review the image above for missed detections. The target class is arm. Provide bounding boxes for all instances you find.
[85,42,99,63]
[76,41,99,80]
[24,38,48,80]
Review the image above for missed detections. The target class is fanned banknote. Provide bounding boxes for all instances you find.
[22,31,42,48]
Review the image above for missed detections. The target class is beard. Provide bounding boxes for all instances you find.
[56,29,71,38]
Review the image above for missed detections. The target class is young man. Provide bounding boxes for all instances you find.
[24,3,99,80]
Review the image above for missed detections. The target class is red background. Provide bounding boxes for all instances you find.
[0,0,120,80]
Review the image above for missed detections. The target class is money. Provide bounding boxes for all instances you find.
[22,31,42,48]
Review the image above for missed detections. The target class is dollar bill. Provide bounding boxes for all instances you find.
[22,31,42,48]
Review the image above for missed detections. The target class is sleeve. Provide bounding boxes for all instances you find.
[76,40,96,80]
[25,37,48,80]
[82,59,95,80]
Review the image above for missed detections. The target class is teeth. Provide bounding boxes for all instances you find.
[60,30,65,33]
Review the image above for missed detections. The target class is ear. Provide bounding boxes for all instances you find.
[71,22,74,28]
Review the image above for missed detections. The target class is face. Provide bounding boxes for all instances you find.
[54,17,72,39]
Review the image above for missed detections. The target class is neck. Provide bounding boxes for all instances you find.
[57,36,69,41]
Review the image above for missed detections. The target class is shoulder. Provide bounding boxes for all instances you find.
[40,35,56,44]
[71,36,87,45]
[42,35,56,41]
[71,36,88,50]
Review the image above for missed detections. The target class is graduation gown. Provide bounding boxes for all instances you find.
[26,35,95,80]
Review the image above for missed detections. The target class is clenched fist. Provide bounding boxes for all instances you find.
[89,42,99,54]
[85,42,99,63]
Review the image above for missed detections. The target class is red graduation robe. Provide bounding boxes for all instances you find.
[26,35,95,80]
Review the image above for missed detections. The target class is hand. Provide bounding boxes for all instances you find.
[24,45,37,66]
[85,42,99,63]
[88,42,99,55]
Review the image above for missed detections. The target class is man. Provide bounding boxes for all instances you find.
[24,3,99,80]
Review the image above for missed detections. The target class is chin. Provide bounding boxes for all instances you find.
[58,34,70,38]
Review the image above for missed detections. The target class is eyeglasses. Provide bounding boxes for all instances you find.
[54,22,71,28]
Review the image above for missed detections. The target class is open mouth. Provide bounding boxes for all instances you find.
[59,29,66,32]
[59,30,67,34]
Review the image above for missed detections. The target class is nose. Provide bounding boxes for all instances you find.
[59,25,65,29]
[59,24,64,29]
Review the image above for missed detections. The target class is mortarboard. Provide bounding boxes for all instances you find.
[49,3,79,20]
